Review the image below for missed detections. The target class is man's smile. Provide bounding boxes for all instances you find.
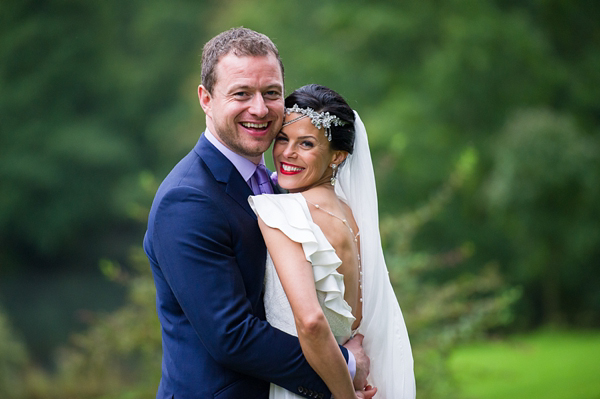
[241,122,269,129]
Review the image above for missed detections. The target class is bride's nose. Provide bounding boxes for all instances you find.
[282,143,297,158]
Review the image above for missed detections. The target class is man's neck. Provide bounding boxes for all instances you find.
[204,129,264,183]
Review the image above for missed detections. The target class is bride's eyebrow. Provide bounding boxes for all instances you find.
[298,135,318,140]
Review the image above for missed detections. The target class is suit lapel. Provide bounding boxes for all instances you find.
[194,134,257,219]
[225,169,257,219]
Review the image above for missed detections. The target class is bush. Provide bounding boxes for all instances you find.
[49,251,160,399]
[7,249,161,399]
[381,148,520,398]
[0,307,28,398]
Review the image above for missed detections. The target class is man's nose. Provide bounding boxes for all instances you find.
[248,94,268,118]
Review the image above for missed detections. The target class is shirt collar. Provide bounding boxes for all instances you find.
[204,128,265,182]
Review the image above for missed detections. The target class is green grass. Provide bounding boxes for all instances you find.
[448,330,600,399]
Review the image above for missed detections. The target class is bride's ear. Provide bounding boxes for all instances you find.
[330,150,348,167]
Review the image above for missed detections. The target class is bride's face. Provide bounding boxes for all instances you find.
[273,113,342,193]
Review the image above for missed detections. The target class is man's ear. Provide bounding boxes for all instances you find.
[331,150,348,166]
[198,85,212,116]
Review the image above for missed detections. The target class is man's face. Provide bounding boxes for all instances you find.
[199,53,284,162]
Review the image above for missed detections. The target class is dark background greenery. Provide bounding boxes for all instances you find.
[1,0,599,397]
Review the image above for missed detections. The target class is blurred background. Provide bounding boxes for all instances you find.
[1,0,599,398]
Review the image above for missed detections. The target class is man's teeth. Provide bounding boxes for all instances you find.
[242,122,268,129]
[282,164,303,172]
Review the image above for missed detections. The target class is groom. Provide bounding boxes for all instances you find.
[144,27,368,399]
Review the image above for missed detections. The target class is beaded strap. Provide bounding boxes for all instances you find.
[305,199,363,302]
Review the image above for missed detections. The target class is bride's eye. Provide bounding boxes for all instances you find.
[300,140,314,148]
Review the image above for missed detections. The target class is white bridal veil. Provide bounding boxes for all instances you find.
[335,112,416,398]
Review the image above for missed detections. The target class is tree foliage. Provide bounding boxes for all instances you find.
[0,0,210,266]
[485,109,600,324]
[0,306,29,399]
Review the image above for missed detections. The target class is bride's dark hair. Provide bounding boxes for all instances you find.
[284,84,355,154]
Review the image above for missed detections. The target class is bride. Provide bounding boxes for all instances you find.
[249,84,415,399]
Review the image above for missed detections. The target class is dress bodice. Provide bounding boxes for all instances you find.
[249,193,356,344]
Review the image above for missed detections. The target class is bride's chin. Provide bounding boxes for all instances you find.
[277,175,293,187]
[276,180,293,192]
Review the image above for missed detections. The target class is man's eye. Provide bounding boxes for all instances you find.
[264,91,282,99]
[234,92,250,98]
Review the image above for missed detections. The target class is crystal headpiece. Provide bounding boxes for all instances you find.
[282,104,346,141]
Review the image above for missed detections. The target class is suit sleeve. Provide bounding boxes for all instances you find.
[152,185,349,398]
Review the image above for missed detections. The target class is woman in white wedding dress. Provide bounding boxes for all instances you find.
[249,84,415,399]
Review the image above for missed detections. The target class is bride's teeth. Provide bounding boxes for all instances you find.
[282,164,303,172]
[242,122,268,129]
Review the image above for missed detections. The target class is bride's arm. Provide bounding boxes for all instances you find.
[257,216,358,399]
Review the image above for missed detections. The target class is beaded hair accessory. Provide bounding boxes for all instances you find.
[282,104,346,141]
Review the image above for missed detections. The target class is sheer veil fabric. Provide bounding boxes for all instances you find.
[335,112,416,398]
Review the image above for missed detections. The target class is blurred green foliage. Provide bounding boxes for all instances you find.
[0,0,210,265]
[382,153,520,398]
[0,251,161,399]
[0,306,29,399]
[1,0,599,396]
[485,109,600,325]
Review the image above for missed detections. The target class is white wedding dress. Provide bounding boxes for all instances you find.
[250,112,416,399]
[249,193,357,399]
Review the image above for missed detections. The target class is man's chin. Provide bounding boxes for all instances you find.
[237,143,272,161]
[245,136,275,153]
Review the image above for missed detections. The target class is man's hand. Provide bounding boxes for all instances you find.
[343,334,370,390]
[356,385,377,399]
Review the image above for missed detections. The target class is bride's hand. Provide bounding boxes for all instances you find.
[356,385,377,399]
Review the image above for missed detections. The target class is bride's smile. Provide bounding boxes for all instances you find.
[279,162,304,174]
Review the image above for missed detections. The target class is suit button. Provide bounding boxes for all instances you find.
[298,386,305,394]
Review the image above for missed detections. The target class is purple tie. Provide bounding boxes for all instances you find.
[253,164,273,195]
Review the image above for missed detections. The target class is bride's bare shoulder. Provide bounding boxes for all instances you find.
[299,186,334,207]
[302,188,356,234]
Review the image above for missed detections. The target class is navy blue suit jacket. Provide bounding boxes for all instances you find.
[144,134,347,399]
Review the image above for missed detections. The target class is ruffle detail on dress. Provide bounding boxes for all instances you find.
[249,193,355,337]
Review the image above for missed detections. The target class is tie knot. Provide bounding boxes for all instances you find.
[255,164,270,185]
[253,164,273,195]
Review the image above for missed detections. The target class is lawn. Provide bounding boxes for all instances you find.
[448,330,600,399]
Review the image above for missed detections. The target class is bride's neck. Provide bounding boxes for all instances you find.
[288,177,336,194]
[299,182,336,196]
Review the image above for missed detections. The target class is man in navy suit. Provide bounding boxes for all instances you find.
[144,27,368,399]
